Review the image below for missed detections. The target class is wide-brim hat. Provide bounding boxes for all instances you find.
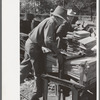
[51,6,67,21]
[67,9,77,17]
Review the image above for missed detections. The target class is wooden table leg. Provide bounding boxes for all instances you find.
[43,79,48,100]
[58,85,61,100]
[72,87,79,100]
[63,93,65,100]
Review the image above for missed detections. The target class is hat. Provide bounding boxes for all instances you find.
[51,6,67,21]
[67,9,76,16]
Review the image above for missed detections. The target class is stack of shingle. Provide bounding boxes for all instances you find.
[74,30,90,40]
[78,37,96,50]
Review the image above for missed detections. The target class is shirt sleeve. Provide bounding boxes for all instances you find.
[44,20,60,54]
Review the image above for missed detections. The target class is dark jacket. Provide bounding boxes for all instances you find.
[28,16,63,54]
[56,21,74,49]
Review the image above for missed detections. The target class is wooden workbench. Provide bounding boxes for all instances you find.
[44,53,96,85]
[42,53,96,100]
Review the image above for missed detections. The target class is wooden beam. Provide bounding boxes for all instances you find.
[41,74,85,89]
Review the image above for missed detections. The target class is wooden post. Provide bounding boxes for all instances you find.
[79,67,84,85]
[43,79,48,100]
[58,85,61,100]
[72,86,79,100]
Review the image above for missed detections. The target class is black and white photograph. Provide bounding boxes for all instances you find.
[2,0,99,100]
[20,0,97,100]
[19,1,98,100]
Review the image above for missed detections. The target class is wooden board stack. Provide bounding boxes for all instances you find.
[74,30,90,40]
[44,53,96,86]
[78,37,96,50]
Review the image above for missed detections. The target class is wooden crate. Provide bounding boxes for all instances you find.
[44,53,59,73]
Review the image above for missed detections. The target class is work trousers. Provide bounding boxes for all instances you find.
[20,38,45,98]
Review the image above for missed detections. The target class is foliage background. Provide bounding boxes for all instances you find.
[20,0,96,15]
